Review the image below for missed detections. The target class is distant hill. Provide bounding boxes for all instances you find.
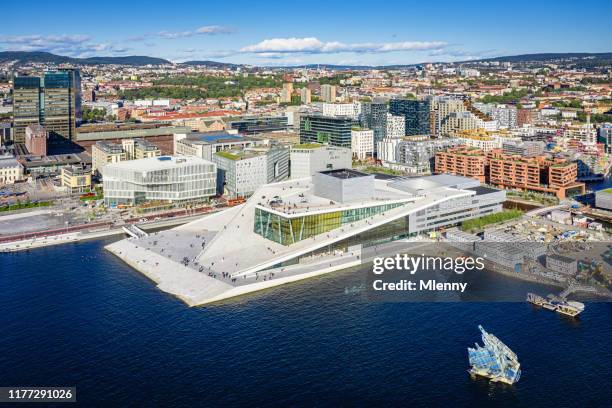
[0,51,171,66]
[474,52,612,63]
[179,60,242,69]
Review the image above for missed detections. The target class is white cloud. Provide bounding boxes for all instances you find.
[240,37,448,54]
[158,25,233,39]
[0,34,130,57]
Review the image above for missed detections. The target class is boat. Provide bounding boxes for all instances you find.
[527,293,584,317]
[468,325,521,385]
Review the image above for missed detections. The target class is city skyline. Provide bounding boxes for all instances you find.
[2,0,612,66]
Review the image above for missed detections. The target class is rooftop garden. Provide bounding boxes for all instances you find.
[293,143,323,149]
[215,151,240,160]
[460,208,523,233]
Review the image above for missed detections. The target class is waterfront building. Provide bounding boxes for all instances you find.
[25,124,47,156]
[386,114,405,139]
[351,128,374,160]
[299,114,353,148]
[213,146,289,198]
[12,76,42,143]
[0,156,24,184]
[487,149,585,199]
[107,171,506,305]
[174,132,263,161]
[321,84,337,102]
[389,99,430,136]
[102,156,216,207]
[289,143,352,178]
[229,116,288,135]
[60,164,92,194]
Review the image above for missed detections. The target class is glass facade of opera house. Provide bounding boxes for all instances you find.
[103,157,216,206]
[254,185,505,249]
[254,202,405,245]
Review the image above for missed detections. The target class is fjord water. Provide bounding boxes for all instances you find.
[1,238,611,407]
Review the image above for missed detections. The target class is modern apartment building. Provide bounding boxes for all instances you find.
[213,146,289,198]
[435,147,488,182]
[299,114,353,148]
[103,156,216,206]
[393,138,463,174]
[289,144,352,178]
[502,140,545,157]
[389,99,430,136]
[351,128,374,160]
[322,102,361,119]
[386,114,405,138]
[487,149,585,199]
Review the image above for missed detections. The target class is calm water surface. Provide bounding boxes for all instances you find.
[1,238,611,407]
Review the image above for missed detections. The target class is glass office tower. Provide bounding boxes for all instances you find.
[389,99,431,136]
[299,114,353,148]
[12,76,42,143]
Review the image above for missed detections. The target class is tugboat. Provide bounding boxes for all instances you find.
[527,293,585,317]
[468,325,521,385]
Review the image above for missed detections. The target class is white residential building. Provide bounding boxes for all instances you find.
[386,114,405,138]
[351,129,374,160]
[322,102,361,119]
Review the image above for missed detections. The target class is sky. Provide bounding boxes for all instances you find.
[2,0,611,66]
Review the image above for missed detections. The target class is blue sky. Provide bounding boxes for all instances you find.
[2,0,611,65]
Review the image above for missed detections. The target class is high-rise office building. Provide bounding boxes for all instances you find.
[360,101,388,151]
[43,69,81,140]
[12,76,42,143]
[12,69,81,143]
[321,84,336,103]
[389,99,430,136]
[299,114,353,148]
